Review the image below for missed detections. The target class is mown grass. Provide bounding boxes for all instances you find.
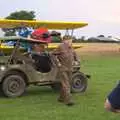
[0,52,120,120]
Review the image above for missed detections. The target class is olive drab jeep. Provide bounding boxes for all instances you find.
[0,37,90,97]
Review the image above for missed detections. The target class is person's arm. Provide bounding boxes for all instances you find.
[51,45,63,67]
[72,49,80,62]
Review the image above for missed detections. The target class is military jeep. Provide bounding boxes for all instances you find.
[0,36,90,97]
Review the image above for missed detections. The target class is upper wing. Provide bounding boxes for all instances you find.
[0,19,88,29]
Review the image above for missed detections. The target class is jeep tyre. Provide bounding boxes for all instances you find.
[71,72,88,93]
[2,75,26,97]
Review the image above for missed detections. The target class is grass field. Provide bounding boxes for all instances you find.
[0,43,120,120]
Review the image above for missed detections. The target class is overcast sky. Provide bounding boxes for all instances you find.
[0,0,120,37]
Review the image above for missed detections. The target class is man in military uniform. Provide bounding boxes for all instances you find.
[53,36,79,106]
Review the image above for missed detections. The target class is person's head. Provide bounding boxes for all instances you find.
[32,43,45,52]
[62,36,73,46]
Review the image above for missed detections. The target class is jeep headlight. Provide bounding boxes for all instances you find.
[0,66,6,71]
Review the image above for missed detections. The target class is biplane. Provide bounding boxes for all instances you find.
[0,19,88,54]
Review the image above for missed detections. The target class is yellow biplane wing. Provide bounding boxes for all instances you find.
[0,19,88,29]
[0,19,87,54]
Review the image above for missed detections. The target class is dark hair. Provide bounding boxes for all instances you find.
[63,35,72,40]
[50,31,61,36]
[42,32,50,38]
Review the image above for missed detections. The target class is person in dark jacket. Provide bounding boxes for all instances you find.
[104,81,120,113]
[31,43,52,73]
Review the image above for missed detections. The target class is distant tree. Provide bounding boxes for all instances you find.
[6,10,36,20]
[3,10,36,36]
[81,36,85,40]
[97,35,105,37]
[108,36,112,38]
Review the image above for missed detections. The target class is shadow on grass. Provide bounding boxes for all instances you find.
[0,86,58,99]
[23,86,58,97]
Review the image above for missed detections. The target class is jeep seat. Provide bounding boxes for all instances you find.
[31,53,52,73]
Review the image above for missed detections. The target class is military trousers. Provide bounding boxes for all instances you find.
[59,70,72,103]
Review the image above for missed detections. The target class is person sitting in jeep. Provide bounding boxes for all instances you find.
[32,43,46,55]
[30,43,52,73]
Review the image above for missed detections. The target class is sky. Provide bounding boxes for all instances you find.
[0,0,120,38]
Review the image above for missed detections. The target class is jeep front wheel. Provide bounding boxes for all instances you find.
[2,75,26,97]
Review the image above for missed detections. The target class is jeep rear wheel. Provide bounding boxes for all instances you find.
[71,72,88,93]
[2,75,26,97]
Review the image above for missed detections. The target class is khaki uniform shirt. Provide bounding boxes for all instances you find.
[54,43,78,71]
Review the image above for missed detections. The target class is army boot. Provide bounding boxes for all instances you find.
[64,94,75,106]
[65,98,74,106]
[58,96,64,102]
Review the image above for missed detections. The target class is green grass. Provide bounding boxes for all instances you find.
[0,53,120,120]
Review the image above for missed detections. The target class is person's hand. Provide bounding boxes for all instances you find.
[74,61,80,65]
[58,63,62,67]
